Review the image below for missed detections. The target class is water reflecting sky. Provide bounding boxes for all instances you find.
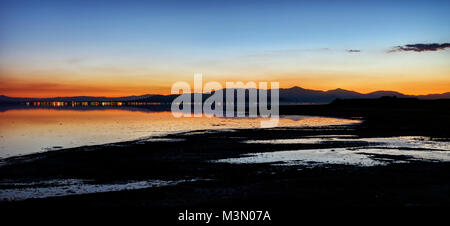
[0,107,359,158]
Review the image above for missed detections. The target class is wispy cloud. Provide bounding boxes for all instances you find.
[249,48,330,56]
[388,43,450,53]
[346,49,361,53]
[67,58,84,64]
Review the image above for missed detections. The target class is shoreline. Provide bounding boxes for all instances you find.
[1,99,450,222]
[1,123,449,205]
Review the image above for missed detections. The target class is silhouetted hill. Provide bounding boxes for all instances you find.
[417,92,450,99]
[1,87,449,104]
[325,88,363,98]
[365,91,410,98]
[280,87,448,103]
[278,87,425,103]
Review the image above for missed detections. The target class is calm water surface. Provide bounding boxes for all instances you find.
[0,108,359,157]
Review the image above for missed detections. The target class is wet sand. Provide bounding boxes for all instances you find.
[1,126,449,210]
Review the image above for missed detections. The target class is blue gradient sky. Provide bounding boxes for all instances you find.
[0,0,449,96]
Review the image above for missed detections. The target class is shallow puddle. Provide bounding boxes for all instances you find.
[218,136,450,166]
[0,178,196,201]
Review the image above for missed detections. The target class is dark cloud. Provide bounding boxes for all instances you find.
[346,49,361,53]
[389,43,450,53]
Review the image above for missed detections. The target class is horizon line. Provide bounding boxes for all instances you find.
[1,86,450,99]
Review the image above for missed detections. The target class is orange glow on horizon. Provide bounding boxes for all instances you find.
[1,66,449,97]
[1,80,449,98]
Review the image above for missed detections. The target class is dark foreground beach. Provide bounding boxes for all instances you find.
[0,98,449,223]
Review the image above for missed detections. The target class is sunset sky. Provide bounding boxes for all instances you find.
[0,0,449,97]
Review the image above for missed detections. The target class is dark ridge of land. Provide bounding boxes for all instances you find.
[280,97,450,137]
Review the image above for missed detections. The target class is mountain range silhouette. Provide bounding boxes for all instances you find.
[1,86,449,104]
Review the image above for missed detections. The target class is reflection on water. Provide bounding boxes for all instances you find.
[216,136,450,166]
[0,107,359,158]
[243,136,450,150]
[215,148,383,166]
